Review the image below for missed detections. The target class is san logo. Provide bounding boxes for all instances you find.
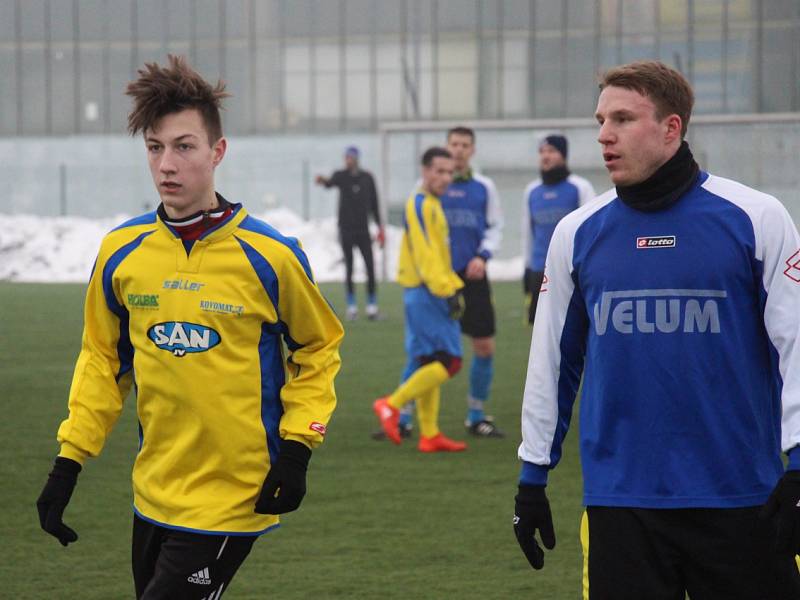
[147,322,221,357]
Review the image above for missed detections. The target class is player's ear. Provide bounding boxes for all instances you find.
[211,137,227,167]
[663,114,682,145]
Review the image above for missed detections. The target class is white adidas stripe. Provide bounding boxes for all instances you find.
[216,536,229,560]
[202,582,225,600]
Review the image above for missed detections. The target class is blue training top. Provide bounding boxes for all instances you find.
[440,172,503,273]
[523,174,595,271]
[518,171,800,509]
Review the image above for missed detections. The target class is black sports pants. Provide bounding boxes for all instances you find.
[585,506,800,600]
[132,514,257,600]
[456,271,496,338]
[340,229,375,298]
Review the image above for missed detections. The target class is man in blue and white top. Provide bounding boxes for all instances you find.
[513,60,800,598]
[441,126,505,437]
[522,135,595,325]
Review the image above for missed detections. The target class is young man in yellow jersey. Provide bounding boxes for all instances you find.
[36,55,343,599]
[373,147,467,452]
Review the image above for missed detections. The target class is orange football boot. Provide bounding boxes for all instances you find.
[373,397,401,445]
[418,433,467,453]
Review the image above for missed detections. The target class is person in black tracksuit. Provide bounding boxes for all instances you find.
[316,146,384,321]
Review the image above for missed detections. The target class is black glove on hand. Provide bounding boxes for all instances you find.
[447,291,465,320]
[255,439,312,515]
[760,470,800,554]
[523,271,532,295]
[514,484,556,570]
[37,457,82,546]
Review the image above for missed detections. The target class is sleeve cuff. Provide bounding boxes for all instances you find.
[59,442,89,465]
[519,461,549,486]
[477,250,491,261]
[283,433,313,449]
[787,445,800,471]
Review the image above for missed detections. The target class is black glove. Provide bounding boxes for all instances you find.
[760,470,800,554]
[514,484,556,569]
[446,291,465,320]
[523,270,532,295]
[255,439,312,515]
[37,457,82,546]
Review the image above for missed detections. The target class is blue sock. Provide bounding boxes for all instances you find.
[468,407,484,425]
[367,292,377,305]
[468,355,493,423]
[346,291,356,307]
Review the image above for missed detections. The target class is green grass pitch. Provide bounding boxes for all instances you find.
[0,280,584,599]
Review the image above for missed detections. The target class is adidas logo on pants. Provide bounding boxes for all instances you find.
[187,567,211,585]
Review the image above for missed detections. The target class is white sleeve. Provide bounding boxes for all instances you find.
[477,175,503,258]
[577,177,596,207]
[759,201,800,453]
[517,216,582,469]
[517,193,615,478]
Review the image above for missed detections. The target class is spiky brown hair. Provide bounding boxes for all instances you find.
[125,54,230,144]
[599,61,694,139]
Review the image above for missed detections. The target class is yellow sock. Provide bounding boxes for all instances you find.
[416,385,441,438]
[388,362,449,409]
[581,511,589,600]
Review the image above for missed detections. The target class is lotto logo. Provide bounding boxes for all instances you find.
[636,235,676,249]
[784,249,800,283]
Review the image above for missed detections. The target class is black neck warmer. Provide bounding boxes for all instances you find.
[158,193,231,225]
[615,141,699,212]
[541,165,570,186]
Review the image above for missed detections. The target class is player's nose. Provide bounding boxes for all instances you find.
[159,148,178,174]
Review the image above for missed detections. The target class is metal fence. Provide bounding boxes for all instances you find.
[1,0,798,136]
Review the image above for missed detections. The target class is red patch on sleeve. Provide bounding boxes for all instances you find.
[309,422,327,436]
[784,249,800,283]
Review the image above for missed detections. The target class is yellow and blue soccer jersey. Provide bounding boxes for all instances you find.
[397,190,464,359]
[56,203,343,535]
[397,190,464,298]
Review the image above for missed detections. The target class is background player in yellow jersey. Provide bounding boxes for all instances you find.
[372,147,467,452]
[36,55,343,599]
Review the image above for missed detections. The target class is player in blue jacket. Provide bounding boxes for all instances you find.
[439,126,505,436]
[513,60,800,599]
[522,134,595,324]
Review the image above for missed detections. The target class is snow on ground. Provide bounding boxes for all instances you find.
[0,210,524,284]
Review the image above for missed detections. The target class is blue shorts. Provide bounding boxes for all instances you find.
[403,286,462,360]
